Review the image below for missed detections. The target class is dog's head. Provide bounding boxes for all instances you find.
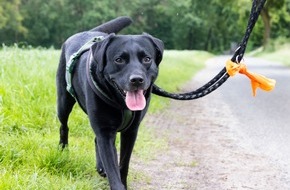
[90,33,164,111]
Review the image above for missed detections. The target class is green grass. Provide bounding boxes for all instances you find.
[252,39,290,66]
[0,46,212,189]
[258,43,290,66]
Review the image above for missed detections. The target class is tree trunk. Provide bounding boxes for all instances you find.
[260,8,271,48]
[204,27,212,51]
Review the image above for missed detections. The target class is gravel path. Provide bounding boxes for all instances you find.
[130,57,290,190]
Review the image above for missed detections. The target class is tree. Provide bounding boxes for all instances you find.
[1,0,288,50]
[260,0,285,47]
[270,0,290,39]
[0,0,27,44]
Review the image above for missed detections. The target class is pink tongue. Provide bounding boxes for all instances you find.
[125,90,146,111]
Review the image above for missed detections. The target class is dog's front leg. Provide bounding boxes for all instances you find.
[86,97,125,189]
[119,126,139,188]
[95,130,125,190]
[94,137,107,177]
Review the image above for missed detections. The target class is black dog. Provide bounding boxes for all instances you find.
[56,16,163,190]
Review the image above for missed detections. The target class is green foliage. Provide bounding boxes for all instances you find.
[1,0,289,51]
[0,47,211,189]
[0,0,27,44]
[270,0,290,39]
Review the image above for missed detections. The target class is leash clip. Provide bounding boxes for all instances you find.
[235,55,245,64]
[233,46,244,64]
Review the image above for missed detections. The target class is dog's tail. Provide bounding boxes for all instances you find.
[90,16,133,34]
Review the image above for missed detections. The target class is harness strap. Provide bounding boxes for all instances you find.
[65,36,105,98]
[119,109,135,132]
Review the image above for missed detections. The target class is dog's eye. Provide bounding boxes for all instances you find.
[142,57,152,64]
[114,57,125,64]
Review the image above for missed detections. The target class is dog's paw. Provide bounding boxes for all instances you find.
[58,143,68,151]
[97,168,107,178]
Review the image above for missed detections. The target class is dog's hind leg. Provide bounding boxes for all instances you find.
[56,52,76,149]
[57,91,75,149]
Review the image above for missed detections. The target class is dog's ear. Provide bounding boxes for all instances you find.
[143,33,164,65]
[90,33,115,72]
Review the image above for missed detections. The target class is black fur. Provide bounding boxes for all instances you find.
[56,16,163,190]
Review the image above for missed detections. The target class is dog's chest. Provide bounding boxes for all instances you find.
[118,109,135,132]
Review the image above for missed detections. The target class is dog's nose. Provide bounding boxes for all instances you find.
[129,75,144,85]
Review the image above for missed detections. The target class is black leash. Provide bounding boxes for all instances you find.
[152,0,267,100]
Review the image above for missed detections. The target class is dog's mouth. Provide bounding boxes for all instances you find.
[113,82,147,111]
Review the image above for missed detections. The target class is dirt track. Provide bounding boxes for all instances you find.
[130,57,290,190]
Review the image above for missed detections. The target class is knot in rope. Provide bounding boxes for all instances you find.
[226,60,276,96]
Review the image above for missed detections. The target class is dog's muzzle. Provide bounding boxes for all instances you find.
[112,80,147,111]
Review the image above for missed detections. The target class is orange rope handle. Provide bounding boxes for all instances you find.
[226,60,276,96]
